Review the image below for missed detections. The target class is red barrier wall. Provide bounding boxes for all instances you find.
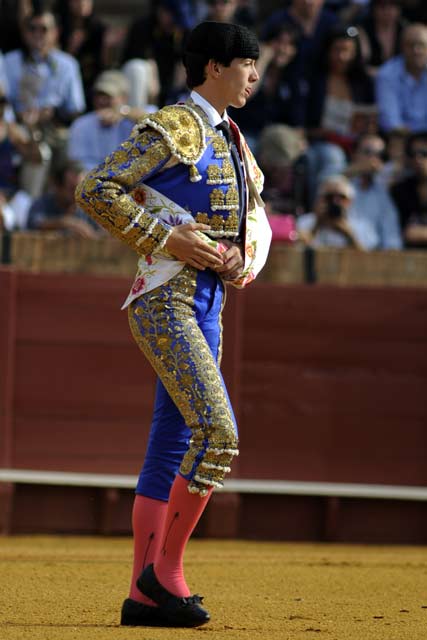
[1,268,427,542]
[239,284,427,486]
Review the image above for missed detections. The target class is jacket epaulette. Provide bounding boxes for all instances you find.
[139,104,207,165]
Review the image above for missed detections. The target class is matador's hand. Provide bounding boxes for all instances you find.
[214,240,244,281]
[165,223,225,270]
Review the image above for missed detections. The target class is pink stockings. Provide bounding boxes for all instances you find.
[129,474,213,603]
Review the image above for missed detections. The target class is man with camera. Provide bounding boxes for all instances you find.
[296,175,375,249]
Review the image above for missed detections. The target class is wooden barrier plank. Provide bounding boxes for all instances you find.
[0,269,16,467]
[0,269,17,533]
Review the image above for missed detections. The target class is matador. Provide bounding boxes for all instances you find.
[76,20,271,629]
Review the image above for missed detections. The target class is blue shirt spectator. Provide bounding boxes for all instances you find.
[0,51,9,93]
[349,176,402,249]
[376,24,427,133]
[346,134,402,249]
[4,9,85,123]
[68,112,135,173]
[5,48,85,118]
[68,70,137,172]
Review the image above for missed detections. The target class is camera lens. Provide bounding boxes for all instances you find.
[328,202,343,219]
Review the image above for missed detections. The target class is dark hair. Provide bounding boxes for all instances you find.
[318,26,367,82]
[184,52,214,89]
[372,0,400,6]
[24,1,58,26]
[184,22,259,89]
[262,21,300,46]
[22,4,59,62]
[405,131,427,157]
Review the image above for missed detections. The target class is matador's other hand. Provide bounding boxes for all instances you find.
[165,223,225,270]
[214,240,244,280]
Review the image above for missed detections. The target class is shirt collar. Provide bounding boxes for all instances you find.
[398,56,427,85]
[190,90,228,127]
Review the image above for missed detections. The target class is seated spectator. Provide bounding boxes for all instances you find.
[0,52,9,99]
[261,0,338,124]
[229,24,302,144]
[4,7,86,126]
[382,129,408,185]
[306,26,376,151]
[256,123,309,217]
[26,158,101,237]
[55,0,109,110]
[345,133,402,248]
[297,175,376,249]
[4,4,85,175]
[357,0,406,75]
[0,49,18,124]
[0,87,49,230]
[203,0,256,27]
[121,58,160,112]
[305,26,376,205]
[67,70,146,172]
[120,0,191,107]
[376,23,427,134]
[390,131,427,249]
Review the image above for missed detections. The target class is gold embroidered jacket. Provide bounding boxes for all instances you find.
[75,99,271,294]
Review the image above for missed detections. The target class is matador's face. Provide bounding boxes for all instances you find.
[217,58,259,110]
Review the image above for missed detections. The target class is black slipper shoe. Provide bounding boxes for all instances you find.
[137,564,210,627]
[120,598,176,627]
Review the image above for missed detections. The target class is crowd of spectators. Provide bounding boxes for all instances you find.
[1,0,427,251]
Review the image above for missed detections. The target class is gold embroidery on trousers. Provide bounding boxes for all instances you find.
[127,265,238,496]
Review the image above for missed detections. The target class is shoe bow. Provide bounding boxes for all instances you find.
[181,594,204,606]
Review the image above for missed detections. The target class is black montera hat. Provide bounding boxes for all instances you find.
[184,21,259,66]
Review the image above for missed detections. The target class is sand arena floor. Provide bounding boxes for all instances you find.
[1,536,427,640]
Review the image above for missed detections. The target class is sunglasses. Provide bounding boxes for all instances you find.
[322,192,350,200]
[27,24,51,34]
[359,147,384,157]
[207,0,232,5]
[409,149,427,158]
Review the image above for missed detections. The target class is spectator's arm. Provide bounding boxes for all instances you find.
[33,216,98,238]
[330,217,367,250]
[67,121,92,171]
[379,192,403,249]
[404,223,427,246]
[7,121,43,162]
[376,67,407,133]
[57,57,86,124]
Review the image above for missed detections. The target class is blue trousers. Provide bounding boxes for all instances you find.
[128,266,238,500]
